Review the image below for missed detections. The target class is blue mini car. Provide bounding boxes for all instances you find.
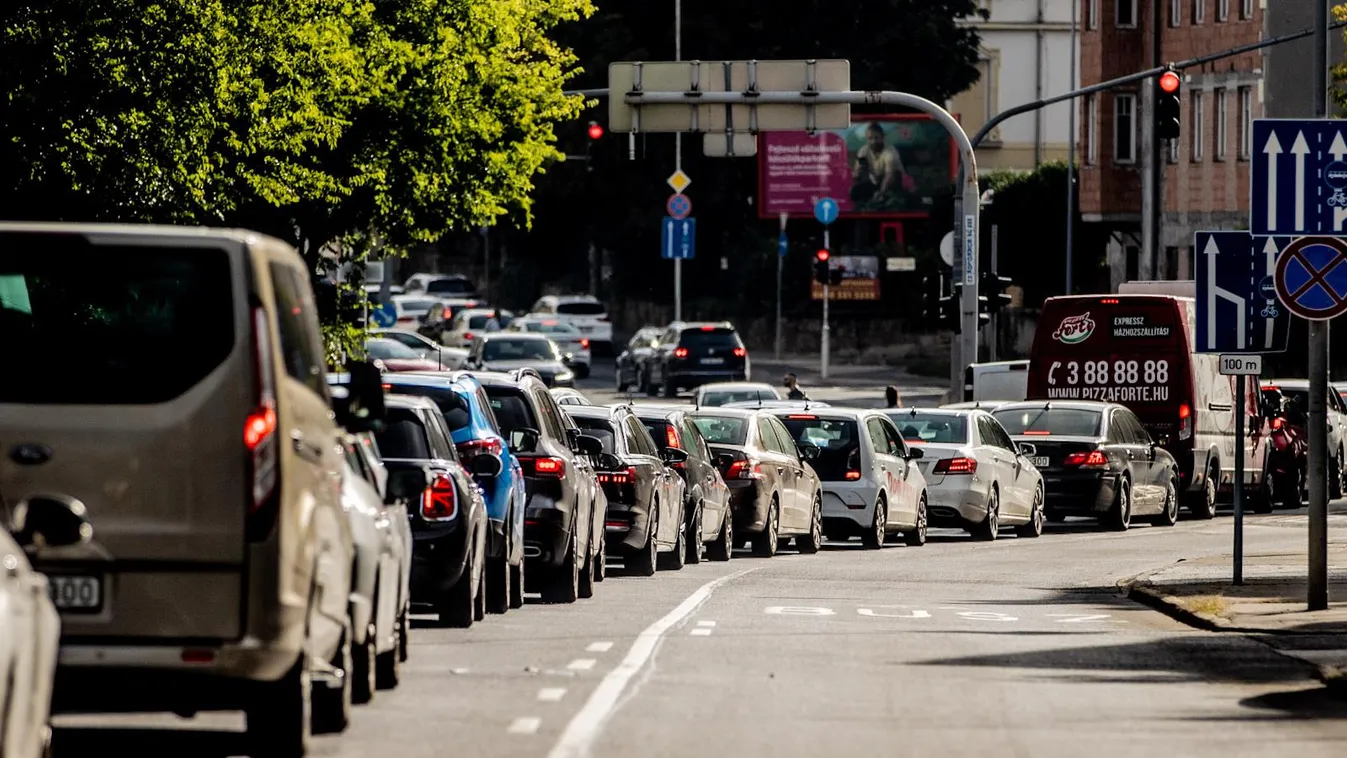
[380,372,527,613]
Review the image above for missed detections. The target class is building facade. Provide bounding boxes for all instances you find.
[1077,0,1263,290]
[951,0,1080,171]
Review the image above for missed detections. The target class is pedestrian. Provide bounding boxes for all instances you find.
[484,307,503,332]
[783,372,808,401]
[885,385,901,408]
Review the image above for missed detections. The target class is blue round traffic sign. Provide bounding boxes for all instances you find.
[667,193,691,220]
[1258,276,1276,299]
[371,301,398,328]
[814,197,839,225]
[1274,237,1347,321]
[1327,161,1347,191]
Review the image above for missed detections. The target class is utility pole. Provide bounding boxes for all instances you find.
[1140,0,1162,280]
[672,0,683,322]
[1065,0,1077,295]
[776,211,786,359]
[1309,0,1330,611]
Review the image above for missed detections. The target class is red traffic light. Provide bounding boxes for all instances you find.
[816,249,829,262]
[1159,71,1181,94]
[587,121,604,140]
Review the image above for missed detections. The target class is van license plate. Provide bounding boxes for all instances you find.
[49,575,103,612]
[1030,456,1049,467]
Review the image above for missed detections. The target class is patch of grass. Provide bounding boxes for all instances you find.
[1177,594,1231,619]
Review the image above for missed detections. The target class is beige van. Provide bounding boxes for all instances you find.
[0,223,387,757]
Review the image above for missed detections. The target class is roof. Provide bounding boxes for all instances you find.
[541,294,601,303]
[887,406,982,418]
[992,399,1118,412]
[564,404,618,419]
[384,394,440,411]
[721,400,832,409]
[761,407,872,419]
[629,404,685,419]
[698,382,775,392]
[674,321,735,330]
[687,407,758,419]
[480,330,549,340]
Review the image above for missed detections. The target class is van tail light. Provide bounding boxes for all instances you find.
[457,438,503,461]
[933,457,978,475]
[1063,450,1109,469]
[246,306,280,542]
[1271,417,1284,430]
[421,473,458,520]
[530,457,566,477]
[673,347,689,358]
[844,469,862,480]
[1178,402,1193,440]
[597,467,637,484]
[725,459,763,480]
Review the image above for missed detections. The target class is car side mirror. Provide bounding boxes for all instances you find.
[10,494,94,549]
[574,434,604,456]
[509,428,541,454]
[470,454,503,478]
[1016,442,1036,457]
[906,448,924,460]
[596,452,624,471]
[797,443,820,461]
[336,359,387,433]
[661,446,690,464]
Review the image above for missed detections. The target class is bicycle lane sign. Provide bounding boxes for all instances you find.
[1274,237,1347,321]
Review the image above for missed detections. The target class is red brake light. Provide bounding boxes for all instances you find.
[725,459,763,480]
[457,438,503,460]
[674,347,689,358]
[933,457,978,475]
[532,457,566,477]
[246,307,279,536]
[581,337,590,349]
[1263,385,1280,391]
[1178,403,1191,420]
[464,332,475,340]
[597,466,637,484]
[787,414,816,420]
[1272,417,1284,430]
[700,325,715,331]
[421,473,458,520]
[844,469,862,480]
[1022,430,1051,436]
[443,306,453,318]
[665,425,681,448]
[733,347,746,357]
[245,407,277,450]
[1063,450,1109,469]
[1100,298,1120,304]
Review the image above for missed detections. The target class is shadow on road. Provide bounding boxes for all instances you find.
[54,726,242,757]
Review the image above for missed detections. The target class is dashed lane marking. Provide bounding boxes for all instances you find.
[567,659,596,671]
[696,620,716,627]
[508,717,542,735]
[690,628,713,636]
[538,688,567,702]
[585,641,614,653]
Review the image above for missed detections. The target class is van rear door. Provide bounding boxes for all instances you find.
[0,227,251,640]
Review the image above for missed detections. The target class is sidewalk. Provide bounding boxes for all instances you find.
[1126,544,1347,692]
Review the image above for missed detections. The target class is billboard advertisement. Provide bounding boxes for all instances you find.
[758,114,957,219]
[810,255,880,301]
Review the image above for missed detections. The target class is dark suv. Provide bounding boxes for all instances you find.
[472,372,606,603]
[648,322,748,398]
[562,404,687,576]
[631,406,734,563]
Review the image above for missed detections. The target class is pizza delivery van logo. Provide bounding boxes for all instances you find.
[1052,312,1095,345]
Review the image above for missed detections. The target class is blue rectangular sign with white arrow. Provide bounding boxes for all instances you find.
[661,217,696,260]
[1194,230,1293,354]
[1251,119,1347,237]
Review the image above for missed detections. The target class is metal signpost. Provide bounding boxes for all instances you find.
[606,59,984,379]
[776,211,787,360]
[1218,353,1265,585]
[815,197,839,380]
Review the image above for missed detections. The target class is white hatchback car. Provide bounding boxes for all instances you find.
[443,308,515,349]
[770,409,929,549]
[885,408,1045,540]
[527,295,613,351]
[507,317,592,377]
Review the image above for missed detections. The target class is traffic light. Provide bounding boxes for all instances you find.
[938,285,961,333]
[921,275,941,325]
[829,263,845,286]
[1156,69,1181,142]
[813,249,831,284]
[584,121,604,171]
[981,271,1013,314]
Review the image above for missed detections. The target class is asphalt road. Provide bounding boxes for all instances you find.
[51,359,1347,757]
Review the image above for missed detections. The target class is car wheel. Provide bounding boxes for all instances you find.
[905,494,929,546]
[438,551,476,627]
[246,654,312,758]
[486,554,510,614]
[509,558,526,608]
[351,619,377,704]
[376,615,401,690]
[1106,477,1132,531]
[311,619,353,734]
[974,488,1000,541]
[685,501,704,564]
[662,378,678,398]
[861,496,887,550]
[472,543,487,621]
[751,498,780,557]
[707,506,734,561]
[658,504,687,571]
[1015,485,1045,538]
[1149,478,1180,526]
[796,494,824,554]
[578,530,597,598]
[1188,462,1217,519]
[541,527,581,603]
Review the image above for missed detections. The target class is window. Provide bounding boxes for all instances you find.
[1193,0,1205,24]
[1087,0,1098,29]
[1085,94,1098,165]
[1238,86,1253,159]
[1116,0,1136,27]
[1240,0,1252,20]
[1217,0,1228,21]
[1170,0,1181,26]
[270,264,328,396]
[1191,91,1205,161]
[1215,88,1228,160]
[1114,94,1137,164]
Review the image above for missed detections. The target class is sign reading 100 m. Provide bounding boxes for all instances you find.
[1044,359,1172,403]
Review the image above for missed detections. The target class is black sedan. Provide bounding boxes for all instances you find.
[463,332,576,387]
[990,401,1181,531]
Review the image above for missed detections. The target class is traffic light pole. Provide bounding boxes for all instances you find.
[1309,0,1330,612]
[672,0,683,323]
[821,229,830,381]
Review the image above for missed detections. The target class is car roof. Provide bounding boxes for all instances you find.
[887,407,981,418]
[990,400,1117,412]
[371,328,425,337]
[699,382,774,392]
[481,331,549,340]
[722,400,831,409]
[688,407,757,419]
[765,407,870,420]
[564,404,619,419]
[384,394,440,411]
[545,294,601,303]
[673,321,735,330]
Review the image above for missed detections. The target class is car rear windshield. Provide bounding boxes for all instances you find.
[426,278,474,295]
[0,238,234,404]
[680,328,742,350]
[779,416,860,480]
[467,315,492,329]
[528,322,579,336]
[397,298,438,313]
[484,338,555,362]
[993,407,1103,437]
[571,417,617,453]
[701,389,773,406]
[690,415,747,445]
[556,302,605,315]
[375,409,432,459]
[386,385,471,430]
[889,413,967,444]
[482,386,538,433]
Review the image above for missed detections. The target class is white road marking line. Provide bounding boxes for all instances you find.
[538,687,568,702]
[508,717,542,735]
[690,628,713,636]
[547,567,760,758]
[585,641,614,653]
[696,620,716,627]
[567,659,597,671]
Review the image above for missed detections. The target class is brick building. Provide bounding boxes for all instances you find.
[1077,0,1262,290]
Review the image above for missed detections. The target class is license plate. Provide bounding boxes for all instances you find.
[578,326,594,333]
[1030,456,1049,467]
[702,357,725,365]
[48,575,103,612]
